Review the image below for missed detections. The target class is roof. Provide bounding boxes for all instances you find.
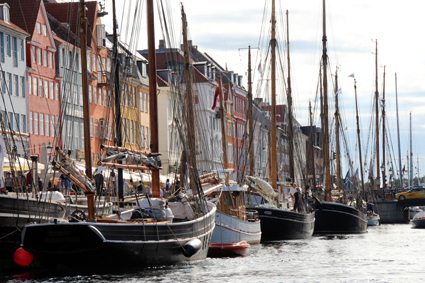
[0,18,29,36]
[0,0,41,36]
[139,48,208,84]
[44,1,98,46]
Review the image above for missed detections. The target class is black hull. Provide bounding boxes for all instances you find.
[0,196,66,262]
[313,201,367,235]
[412,219,425,228]
[21,202,216,268]
[252,207,315,241]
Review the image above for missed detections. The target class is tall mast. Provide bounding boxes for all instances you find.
[395,73,402,183]
[353,77,365,200]
[334,69,342,193]
[247,46,254,176]
[374,40,380,189]
[79,0,95,219]
[270,0,277,189]
[181,5,204,204]
[409,112,413,188]
[285,10,295,183]
[309,101,316,189]
[147,0,160,196]
[322,0,331,201]
[112,0,124,202]
[381,66,386,189]
[218,78,229,185]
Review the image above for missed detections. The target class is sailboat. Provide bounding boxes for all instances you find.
[14,0,216,268]
[207,64,261,257]
[246,4,315,241]
[312,0,367,235]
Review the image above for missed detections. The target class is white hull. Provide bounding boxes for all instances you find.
[211,211,261,244]
[367,214,380,226]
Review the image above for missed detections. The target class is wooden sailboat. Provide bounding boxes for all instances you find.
[312,0,367,235]
[246,5,315,241]
[15,0,216,268]
[207,55,261,257]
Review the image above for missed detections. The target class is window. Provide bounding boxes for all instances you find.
[38,78,42,96]
[21,114,26,133]
[6,34,10,57]
[45,113,49,136]
[42,49,47,66]
[8,73,12,95]
[37,48,41,65]
[44,80,48,98]
[54,82,59,100]
[8,112,13,130]
[1,72,6,93]
[41,24,47,36]
[21,77,25,98]
[31,46,36,63]
[0,32,4,62]
[19,39,24,61]
[50,115,54,137]
[29,112,32,134]
[14,75,18,96]
[32,77,37,96]
[39,113,44,136]
[48,52,53,68]
[36,22,41,34]
[49,81,53,99]
[12,36,17,66]
[14,113,19,131]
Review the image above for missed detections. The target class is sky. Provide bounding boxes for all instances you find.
[100,0,425,180]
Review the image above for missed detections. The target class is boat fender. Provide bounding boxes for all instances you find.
[13,247,33,267]
[182,238,202,257]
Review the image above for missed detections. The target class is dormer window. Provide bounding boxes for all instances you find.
[0,4,10,22]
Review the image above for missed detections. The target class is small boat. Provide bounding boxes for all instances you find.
[247,176,315,241]
[206,182,261,257]
[411,211,425,228]
[367,212,380,226]
[208,241,250,258]
[367,203,380,226]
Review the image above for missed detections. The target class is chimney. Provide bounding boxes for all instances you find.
[0,4,10,23]
[159,39,166,49]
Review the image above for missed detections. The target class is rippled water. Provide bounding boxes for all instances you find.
[5,224,425,282]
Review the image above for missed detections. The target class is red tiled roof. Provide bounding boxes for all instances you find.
[44,1,97,46]
[0,0,41,37]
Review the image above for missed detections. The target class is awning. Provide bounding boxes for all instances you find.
[3,157,45,172]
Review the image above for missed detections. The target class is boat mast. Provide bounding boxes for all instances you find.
[309,101,316,190]
[285,10,295,183]
[247,46,254,176]
[409,112,413,188]
[321,0,331,201]
[270,0,277,189]
[181,5,204,204]
[334,69,343,194]
[112,0,124,202]
[353,77,366,200]
[381,66,386,190]
[395,73,403,184]
[374,40,380,190]
[79,0,95,219]
[218,78,229,185]
[147,0,161,196]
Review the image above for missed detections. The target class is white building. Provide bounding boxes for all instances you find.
[0,3,29,156]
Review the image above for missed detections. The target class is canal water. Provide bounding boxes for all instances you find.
[4,224,424,282]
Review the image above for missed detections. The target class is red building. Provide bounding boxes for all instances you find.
[4,0,60,163]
